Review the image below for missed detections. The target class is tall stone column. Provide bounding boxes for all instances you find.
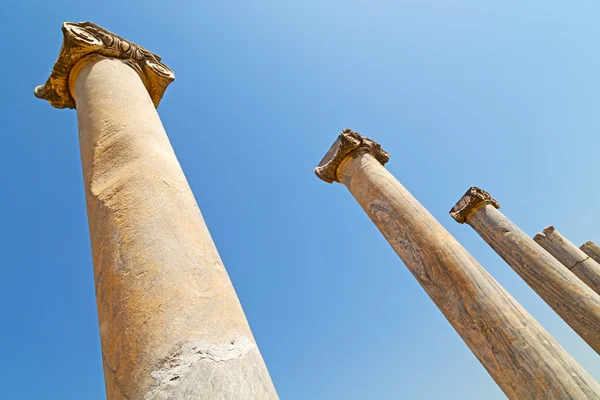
[450,187,600,354]
[315,129,600,399]
[534,227,600,296]
[35,22,277,400]
[581,241,600,264]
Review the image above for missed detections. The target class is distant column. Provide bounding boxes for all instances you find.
[450,187,600,354]
[534,227,600,295]
[34,22,277,400]
[581,241,600,264]
[314,129,600,400]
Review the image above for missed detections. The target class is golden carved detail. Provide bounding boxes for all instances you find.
[450,187,500,224]
[315,129,390,183]
[34,22,174,109]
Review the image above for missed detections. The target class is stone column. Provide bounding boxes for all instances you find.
[450,187,600,354]
[35,22,277,400]
[534,227,600,296]
[581,241,600,264]
[315,129,600,399]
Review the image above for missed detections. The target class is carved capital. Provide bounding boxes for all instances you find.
[533,226,555,243]
[581,241,595,251]
[34,22,174,109]
[450,187,500,223]
[314,129,390,183]
[542,226,556,236]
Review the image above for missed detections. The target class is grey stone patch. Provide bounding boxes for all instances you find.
[145,335,257,400]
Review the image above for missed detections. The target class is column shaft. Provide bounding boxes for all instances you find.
[316,130,600,399]
[75,55,277,399]
[581,241,600,264]
[534,227,600,295]
[452,191,600,354]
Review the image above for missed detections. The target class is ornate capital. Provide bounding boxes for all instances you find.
[34,22,174,109]
[314,129,390,183]
[450,187,500,223]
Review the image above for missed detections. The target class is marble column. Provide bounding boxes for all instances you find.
[534,226,600,296]
[450,187,600,354]
[315,129,600,399]
[35,22,277,400]
[581,241,600,264]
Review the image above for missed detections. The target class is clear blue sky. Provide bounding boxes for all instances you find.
[2,1,599,399]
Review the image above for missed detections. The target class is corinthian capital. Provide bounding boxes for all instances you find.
[315,129,390,183]
[34,22,175,109]
[450,187,500,223]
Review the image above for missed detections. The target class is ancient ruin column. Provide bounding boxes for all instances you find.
[581,241,600,264]
[450,187,600,354]
[534,227,600,295]
[315,129,600,399]
[34,22,277,400]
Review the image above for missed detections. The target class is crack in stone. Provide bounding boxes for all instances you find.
[103,354,131,400]
[568,256,591,271]
[144,335,256,400]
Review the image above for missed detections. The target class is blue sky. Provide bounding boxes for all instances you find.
[2,1,600,399]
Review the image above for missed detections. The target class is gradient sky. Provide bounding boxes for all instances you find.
[2,1,599,399]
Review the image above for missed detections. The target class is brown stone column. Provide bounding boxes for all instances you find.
[35,22,277,400]
[581,241,600,264]
[534,227,600,295]
[450,187,600,354]
[315,129,600,400]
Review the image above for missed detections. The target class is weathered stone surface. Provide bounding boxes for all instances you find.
[78,55,276,400]
[534,227,600,296]
[35,24,277,400]
[451,187,600,354]
[581,241,600,264]
[316,129,600,399]
[34,22,174,109]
